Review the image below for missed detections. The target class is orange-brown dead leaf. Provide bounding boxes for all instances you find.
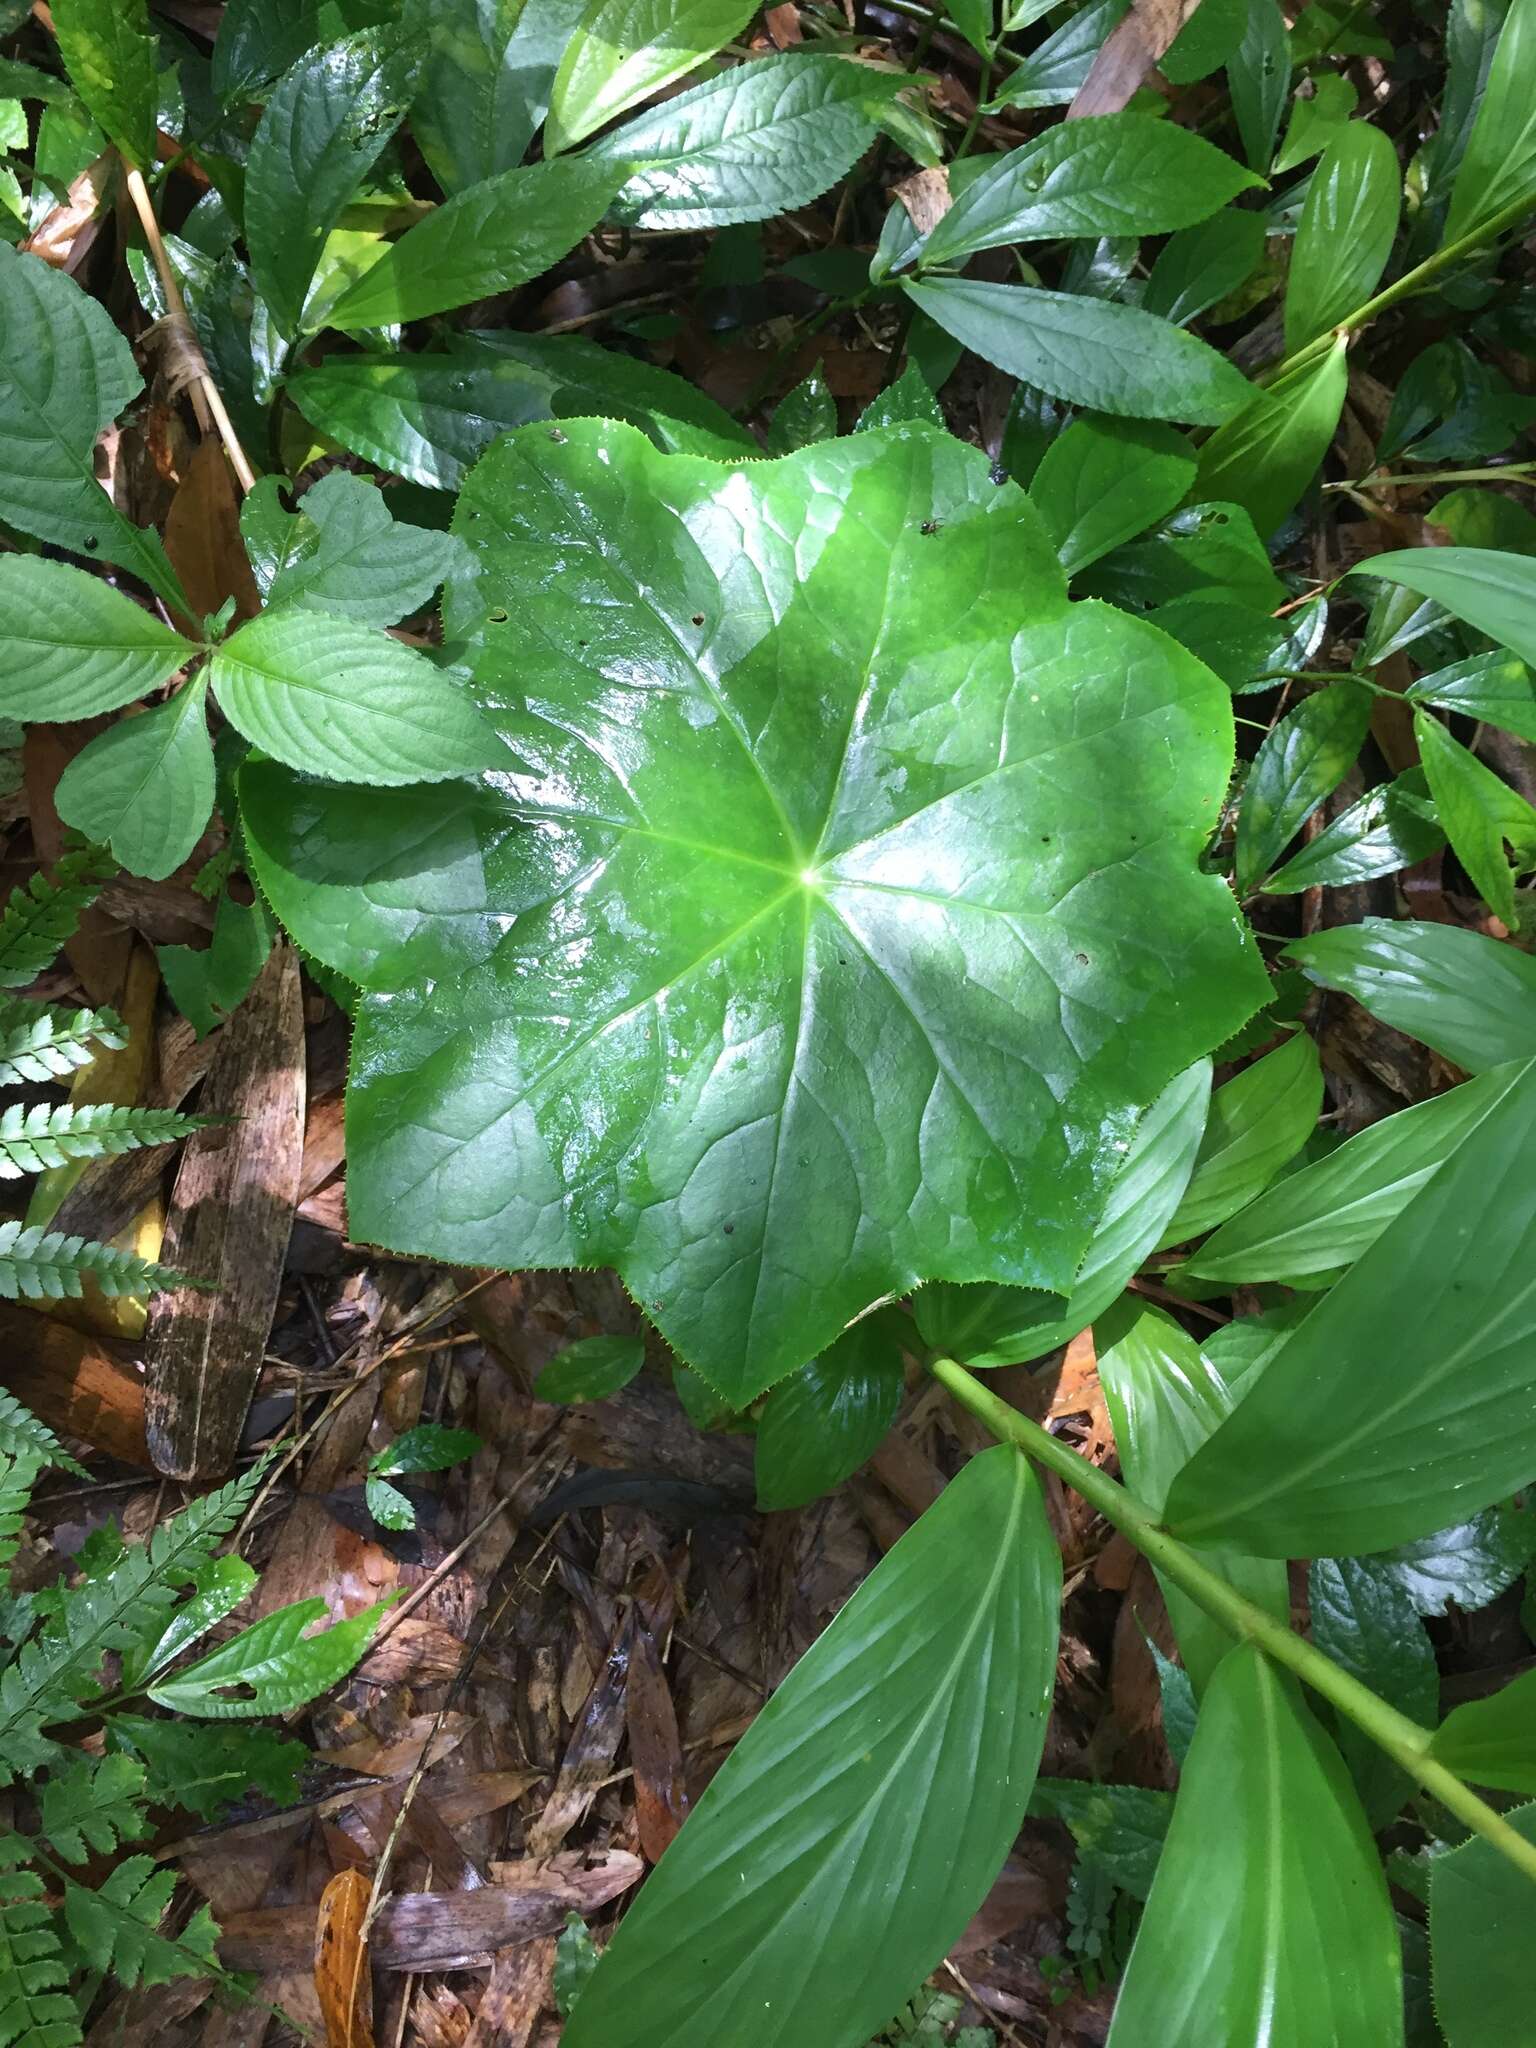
[315,1867,376,2048]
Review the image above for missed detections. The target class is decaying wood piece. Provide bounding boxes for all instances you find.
[1068,0,1203,117]
[144,943,305,1478]
[0,1301,148,1465]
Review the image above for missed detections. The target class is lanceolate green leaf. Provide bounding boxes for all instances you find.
[1431,1804,1536,2048]
[918,115,1259,268]
[902,278,1255,425]
[1196,338,1349,541]
[55,676,216,882]
[1416,706,1536,923]
[1235,677,1372,892]
[326,154,625,327]
[1444,0,1536,241]
[1309,1553,1437,1824]
[1165,1056,1536,1557]
[306,421,1262,1400]
[598,51,904,230]
[146,1596,390,1717]
[988,0,1129,110]
[1096,1302,1287,1690]
[246,30,422,340]
[1288,918,1536,1071]
[754,1315,904,1511]
[51,0,157,167]
[1143,207,1267,326]
[1106,1645,1403,2048]
[1403,650,1536,743]
[1263,770,1443,893]
[1157,1030,1322,1246]
[562,1447,1061,2048]
[0,247,185,612]
[408,0,588,192]
[1285,123,1401,352]
[1364,546,1536,667]
[545,0,755,154]
[1028,416,1195,579]
[1227,0,1290,172]
[1176,1060,1527,1288]
[210,611,507,785]
[912,1059,1211,1368]
[1430,1668,1536,1793]
[0,559,199,721]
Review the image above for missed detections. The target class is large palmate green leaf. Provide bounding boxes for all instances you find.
[253,422,1262,1400]
[1165,1056,1536,1557]
[1107,1645,1403,2048]
[1096,1302,1287,1690]
[1429,1801,1536,2048]
[903,278,1254,424]
[545,0,755,154]
[562,1446,1060,2048]
[913,1058,1211,1367]
[246,30,422,340]
[918,114,1258,268]
[1288,918,1536,1072]
[326,154,625,327]
[0,248,184,613]
[0,559,199,720]
[597,50,904,230]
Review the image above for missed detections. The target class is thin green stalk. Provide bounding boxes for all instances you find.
[1327,462,1536,492]
[1262,189,1536,388]
[929,1352,1536,1889]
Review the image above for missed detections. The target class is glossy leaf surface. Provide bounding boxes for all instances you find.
[902,279,1255,425]
[1107,1645,1403,2048]
[0,559,198,720]
[409,0,587,191]
[1028,417,1195,578]
[533,1334,646,1402]
[1289,919,1536,1072]
[1143,207,1267,326]
[1166,1057,1536,1556]
[1444,0,1536,240]
[562,1447,1060,2048]
[1310,1553,1436,1823]
[1235,679,1373,892]
[52,0,156,167]
[1416,708,1536,925]
[754,1315,904,1510]
[240,471,461,625]
[1403,650,1536,743]
[1285,123,1401,351]
[545,0,755,153]
[301,421,1262,1400]
[147,1596,390,1717]
[1196,339,1350,541]
[1264,771,1443,893]
[1365,546,1536,668]
[1157,1030,1322,1246]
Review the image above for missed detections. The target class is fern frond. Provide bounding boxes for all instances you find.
[0,1449,41,1573]
[0,1861,78,2048]
[62,1859,218,1991]
[0,1461,267,1787]
[0,1224,195,1303]
[40,1756,149,1866]
[0,998,126,1086]
[0,1103,212,1180]
[0,850,113,992]
[0,1393,86,1479]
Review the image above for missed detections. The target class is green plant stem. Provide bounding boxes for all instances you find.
[928,1352,1536,1889]
[1262,190,1536,388]
[1327,462,1536,491]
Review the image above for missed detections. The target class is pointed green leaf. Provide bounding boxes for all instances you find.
[210,611,508,785]
[1288,918,1536,1072]
[597,50,903,231]
[0,559,199,723]
[1235,676,1372,892]
[988,0,1130,110]
[1285,123,1401,352]
[1444,0,1536,241]
[408,0,588,192]
[1264,769,1444,893]
[0,248,185,611]
[1165,1057,1536,1557]
[147,1594,389,1717]
[1176,1059,1527,1288]
[1377,1508,1536,1618]
[764,364,835,454]
[919,115,1258,269]
[1227,0,1290,172]
[913,1059,1212,1368]
[1097,1301,1287,1689]
[1143,207,1267,327]
[157,888,275,1040]
[1363,546,1536,668]
[754,1315,904,1510]
[1106,1645,1403,2048]
[562,1447,1060,2048]
[1415,707,1536,926]
[1429,1799,1536,2047]
[55,677,215,882]
[1430,1668,1536,1793]
[326,153,625,327]
[545,0,755,154]
[1274,71,1356,175]
[298,420,1263,1401]
[52,0,157,168]
[125,1553,259,1689]
[1196,338,1350,541]
[1028,417,1195,579]
[241,471,461,625]
[369,1422,481,1476]
[1158,1031,1322,1246]
[533,1335,646,1403]
[902,278,1256,425]
[212,0,324,102]
[247,30,422,339]
[1310,1553,1437,1823]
